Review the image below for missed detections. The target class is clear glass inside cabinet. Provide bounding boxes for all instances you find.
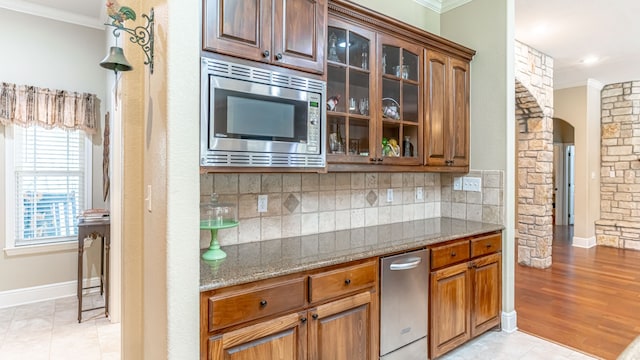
[327,25,372,159]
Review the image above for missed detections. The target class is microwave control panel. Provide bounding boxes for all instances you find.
[307,93,322,154]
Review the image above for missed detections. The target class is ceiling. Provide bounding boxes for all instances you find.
[3,0,638,89]
[515,0,640,89]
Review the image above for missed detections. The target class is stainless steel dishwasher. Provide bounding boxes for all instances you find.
[380,249,429,360]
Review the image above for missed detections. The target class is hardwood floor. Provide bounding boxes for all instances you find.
[516,226,640,360]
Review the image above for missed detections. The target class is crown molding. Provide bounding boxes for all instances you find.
[441,0,473,13]
[0,0,104,30]
[413,0,473,14]
[413,0,442,13]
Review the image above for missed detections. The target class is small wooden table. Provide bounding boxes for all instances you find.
[77,217,110,323]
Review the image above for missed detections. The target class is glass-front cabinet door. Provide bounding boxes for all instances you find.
[326,19,376,164]
[377,35,423,165]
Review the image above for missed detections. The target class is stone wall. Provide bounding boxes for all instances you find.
[514,41,555,268]
[596,81,640,250]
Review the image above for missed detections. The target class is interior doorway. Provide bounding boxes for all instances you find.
[553,143,575,226]
[552,118,575,227]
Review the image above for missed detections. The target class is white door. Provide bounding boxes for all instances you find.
[553,144,565,225]
[566,145,575,225]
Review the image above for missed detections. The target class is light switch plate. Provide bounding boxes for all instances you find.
[416,186,424,201]
[462,177,482,192]
[453,177,462,191]
[387,189,394,202]
[258,194,268,212]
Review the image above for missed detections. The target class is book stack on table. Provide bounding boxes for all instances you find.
[79,209,110,223]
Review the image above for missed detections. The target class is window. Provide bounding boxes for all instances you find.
[5,125,91,248]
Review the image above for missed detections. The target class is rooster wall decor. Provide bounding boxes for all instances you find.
[103,1,155,73]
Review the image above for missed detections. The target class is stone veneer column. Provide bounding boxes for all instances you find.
[597,81,640,250]
[514,41,554,268]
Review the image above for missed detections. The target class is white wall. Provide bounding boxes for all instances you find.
[441,0,516,328]
[0,8,107,293]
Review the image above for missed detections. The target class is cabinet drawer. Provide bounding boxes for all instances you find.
[470,233,502,258]
[207,277,305,332]
[431,240,470,269]
[309,261,377,303]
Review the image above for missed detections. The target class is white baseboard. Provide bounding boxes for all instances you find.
[0,277,101,309]
[501,310,517,333]
[573,235,596,248]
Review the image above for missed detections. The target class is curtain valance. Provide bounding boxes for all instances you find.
[0,82,99,134]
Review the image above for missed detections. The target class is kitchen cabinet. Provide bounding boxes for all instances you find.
[200,260,378,360]
[326,0,474,172]
[425,50,470,170]
[203,0,326,74]
[325,19,423,168]
[429,232,502,358]
[308,291,374,360]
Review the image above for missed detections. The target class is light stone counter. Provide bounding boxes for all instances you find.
[618,336,640,360]
[200,217,504,292]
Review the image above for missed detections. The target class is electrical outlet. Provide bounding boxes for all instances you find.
[453,177,462,191]
[387,189,394,202]
[257,194,268,212]
[416,186,424,201]
[462,177,482,192]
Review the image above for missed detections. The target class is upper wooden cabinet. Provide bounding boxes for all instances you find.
[326,0,474,172]
[425,50,470,169]
[203,0,327,74]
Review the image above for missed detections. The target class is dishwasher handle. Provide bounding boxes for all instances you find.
[389,256,422,270]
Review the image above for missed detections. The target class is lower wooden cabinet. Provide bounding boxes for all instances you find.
[206,311,307,360]
[430,262,471,357]
[201,260,378,360]
[308,291,373,360]
[429,232,502,359]
[470,252,502,337]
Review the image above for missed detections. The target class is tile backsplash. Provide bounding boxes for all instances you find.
[200,170,504,248]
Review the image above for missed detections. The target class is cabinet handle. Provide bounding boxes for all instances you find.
[377,158,383,162]
[344,279,351,285]
[370,158,377,162]
[486,244,492,248]
[450,252,456,257]
[259,299,267,307]
[301,317,307,323]
[275,53,283,60]
[312,314,319,320]
[262,50,270,58]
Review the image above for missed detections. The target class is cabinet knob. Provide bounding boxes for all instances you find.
[312,314,319,320]
[344,279,351,285]
[262,50,270,58]
[259,299,267,307]
[377,158,383,162]
[450,252,456,257]
[275,53,283,60]
[486,244,492,248]
[301,317,307,323]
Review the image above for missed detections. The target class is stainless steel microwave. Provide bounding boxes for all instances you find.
[200,57,326,168]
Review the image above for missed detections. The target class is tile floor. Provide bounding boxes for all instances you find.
[0,294,120,360]
[0,296,598,360]
[440,330,599,360]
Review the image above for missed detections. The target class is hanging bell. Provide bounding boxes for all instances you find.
[99,46,133,72]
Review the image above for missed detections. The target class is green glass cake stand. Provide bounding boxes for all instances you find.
[200,220,239,260]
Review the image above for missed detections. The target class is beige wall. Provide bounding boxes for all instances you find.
[553,118,575,143]
[350,0,440,34]
[554,83,601,241]
[441,0,516,325]
[0,9,106,293]
[119,0,201,358]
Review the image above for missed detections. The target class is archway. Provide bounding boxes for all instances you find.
[514,80,554,268]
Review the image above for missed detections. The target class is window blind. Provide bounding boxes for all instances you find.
[13,126,85,246]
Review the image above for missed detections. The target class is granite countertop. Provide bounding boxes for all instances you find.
[200,217,504,292]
